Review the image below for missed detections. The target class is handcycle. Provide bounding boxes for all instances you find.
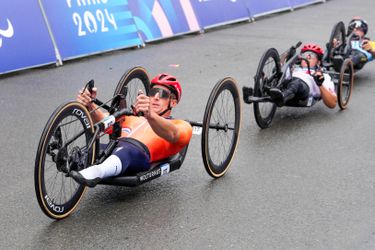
[242,41,354,129]
[323,20,366,72]
[34,66,241,220]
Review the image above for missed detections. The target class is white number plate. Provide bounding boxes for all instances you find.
[192,126,202,135]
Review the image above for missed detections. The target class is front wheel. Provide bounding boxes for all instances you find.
[202,77,241,178]
[34,102,96,219]
[113,66,150,109]
[325,21,346,69]
[253,48,281,128]
[337,58,354,109]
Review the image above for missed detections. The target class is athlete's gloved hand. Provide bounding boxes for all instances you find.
[134,89,151,117]
[77,87,97,109]
[137,90,145,116]
[362,40,374,52]
[313,71,324,87]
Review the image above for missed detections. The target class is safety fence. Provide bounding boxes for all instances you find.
[0,0,325,75]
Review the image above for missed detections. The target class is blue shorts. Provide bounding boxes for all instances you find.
[111,139,151,175]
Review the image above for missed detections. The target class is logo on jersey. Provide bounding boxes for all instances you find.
[0,19,14,48]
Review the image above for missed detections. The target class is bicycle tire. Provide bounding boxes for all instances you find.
[202,77,241,178]
[327,21,346,65]
[337,58,354,110]
[34,102,96,219]
[114,66,150,108]
[253,48,280,128]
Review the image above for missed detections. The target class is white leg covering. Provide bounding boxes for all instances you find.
[79,155,122,180]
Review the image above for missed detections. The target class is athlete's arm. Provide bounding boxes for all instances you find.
[314,71,337,109]
[319,85,337,109]
[76,87,107,123]
[135,93,180,143]
[363,40,375,57]
[147,112,180,143]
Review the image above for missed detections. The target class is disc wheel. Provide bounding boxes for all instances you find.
[114,66,150,109]
[34,102,96,220]
[337,58,354,109]
[202,77,241,178]
[253,48,281,128]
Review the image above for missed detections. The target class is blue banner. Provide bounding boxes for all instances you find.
[190,0,249,28]
[0,1,56,74]
[291,0,323,8]
[128,0,200,42]
[41,0,142,60]
[245,0,291,17]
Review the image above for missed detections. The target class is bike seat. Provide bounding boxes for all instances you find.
[98,145,189,187]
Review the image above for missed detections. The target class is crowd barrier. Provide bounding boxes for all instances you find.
[0,0,56,74]
[0,0,325,75]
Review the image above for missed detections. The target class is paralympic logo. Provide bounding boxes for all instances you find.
[0,18,14,48]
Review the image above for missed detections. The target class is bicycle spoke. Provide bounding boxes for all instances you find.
[207,89,236,167]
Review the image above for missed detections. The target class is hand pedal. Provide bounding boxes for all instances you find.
[242,86,254,104]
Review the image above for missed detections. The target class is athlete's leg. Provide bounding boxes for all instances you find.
[70,140,150,187]
[269,78,309,107]
[351,50,368,70]
[112,141,150,175]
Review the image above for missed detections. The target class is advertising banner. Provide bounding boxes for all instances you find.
[245,0,291,17]
[190,0,249,29]
[41,0,142,60]
[0,1,56,74]
[128,0,200,42]
[291,0,323,9]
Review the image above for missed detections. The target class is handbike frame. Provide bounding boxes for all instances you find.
[61,84,232,187]
[242,41,351,106]
[242,42,310,105]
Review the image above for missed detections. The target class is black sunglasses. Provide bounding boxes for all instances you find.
[301,51,317,59]
[149,88,171,99]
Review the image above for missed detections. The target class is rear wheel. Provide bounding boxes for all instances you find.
[114,66,150,109]
[34,102,96,219]
[253,48,281,128]
[202,78,241,178]
[337,58,354,109]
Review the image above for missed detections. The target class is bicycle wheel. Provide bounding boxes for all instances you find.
[326,21,346,64]
[202,77,241,178]
[337,58,354,110]
[253,48,280,128]
[34,102,96,219]
[114,66,150,108]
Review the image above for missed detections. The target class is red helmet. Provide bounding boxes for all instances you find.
[151,73,182,103]
[301,43,324,59]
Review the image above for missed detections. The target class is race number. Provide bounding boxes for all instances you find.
[192,126,202,135]
[160,163,170,176]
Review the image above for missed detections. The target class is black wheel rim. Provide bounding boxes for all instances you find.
[36,103,94,219]
[254,49,279,128]
[204,79,240,177]
[328,22,346,60]
[114,67,150,109]
[339,60,353,108]
[121,77,148,107]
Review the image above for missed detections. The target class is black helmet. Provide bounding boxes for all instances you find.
[348,17,368,35]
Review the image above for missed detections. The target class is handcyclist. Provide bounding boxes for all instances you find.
[333,17,375,70]
[70,74,193,187]
[269,43,337,109]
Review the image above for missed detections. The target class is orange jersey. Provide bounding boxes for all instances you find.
[120,116,192,162]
